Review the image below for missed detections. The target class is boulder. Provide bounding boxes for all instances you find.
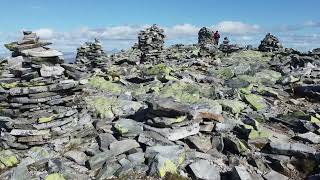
[189,160,220,180]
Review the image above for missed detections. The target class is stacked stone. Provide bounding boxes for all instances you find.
[75,38,108,67]
[198,27,218,57]
[0,31,93,150]
[138,24,165,64]
[258,33,283,52]
[219,37,243,54]
[198,27,214,45]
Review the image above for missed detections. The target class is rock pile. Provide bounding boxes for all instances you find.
[259,33,283,52]
[219,37,243,54]
[0,32,91,151]
[75,38,108,67]
[198,27,214,45]
[198,27,218,57]
[138,24,165,64]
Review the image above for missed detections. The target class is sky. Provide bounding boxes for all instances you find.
[0,0,319,54]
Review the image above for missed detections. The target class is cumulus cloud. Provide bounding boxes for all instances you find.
[35,28,54,40]
[212,21,261,34]
[1,21,319,55]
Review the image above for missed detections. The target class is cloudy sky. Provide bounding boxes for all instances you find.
[0,0,319,55]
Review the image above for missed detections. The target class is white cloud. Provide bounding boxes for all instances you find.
[1,21,319,55]
[165,24,199,38]
[212,21,261,34]
[35,28,54,40]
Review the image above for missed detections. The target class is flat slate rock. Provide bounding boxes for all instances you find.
[189,160,220,180]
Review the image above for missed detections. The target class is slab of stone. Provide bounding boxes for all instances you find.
[263,170,288,180]
[138,131,175,146]
[109,139,140,155]
[64,150,87,165]
[232,165,254,180]
[128,152,145,164]
[164,123,200,141]
[189,160,220,180]
[40,64,65,77]
[187,134,212,152]
[269,141,316,157]
[21,47,63,57]
[97,133,117,151]
[114,118,143,137]
[10,129,50,136]
[296,132,320,144]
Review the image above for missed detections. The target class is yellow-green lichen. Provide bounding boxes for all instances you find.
[114,123,129,135]
[178,150,186,166]
[0,82,18,89]
[85,97,115,119]
[159,160,178,177]
[88,76,123,94]
[146,63,172,76]
[0,150,18,167]
[219,100,246,114]
[38,116,54,123]
[248,130,270,140]
[244,94,267,111]
[45,173,66,180]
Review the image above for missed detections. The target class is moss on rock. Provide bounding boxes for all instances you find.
[244,94,267,111]
[88,76,123,94]
[0,150,18,168]
[45,173,66,180]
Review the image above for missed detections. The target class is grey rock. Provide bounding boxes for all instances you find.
[187,134,212,153]
[40,64,65,77]
[114,118,143,137]
[97,133,117,151]
[128,152,145,164]
[263,170,288,180]
[296,132,320,144]
[10,129,50,136]
[164,123,200,141]
[7,56,24,69]
[112,100,146,117]
[189,160,220,180]
[109,139,140,155]
[232,165,254,180]
[64,150,87,165]
[138,131,175,146]
[96,161,121,180]
[269,141,316,157]
[21,47,63,57]
[145,145,185,177]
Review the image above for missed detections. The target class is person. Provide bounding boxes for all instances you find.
[213,31,220,45]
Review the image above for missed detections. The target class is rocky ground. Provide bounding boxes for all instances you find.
[0,26,320,180]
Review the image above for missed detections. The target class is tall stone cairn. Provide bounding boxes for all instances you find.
[138,24,165,64]
[76,38,108,67]
[0,31,93,150]
[198,27,214,45]
[258,33,283,52]
[198,27,218,57]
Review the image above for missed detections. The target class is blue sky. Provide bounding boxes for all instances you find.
[0,0,319,54]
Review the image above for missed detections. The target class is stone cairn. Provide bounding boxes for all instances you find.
[258,33,283,52]
[75,38,108,68]
[0,31,93,150]
[198,27,218,57]
[219,37,242,54]
[138,24,165,64]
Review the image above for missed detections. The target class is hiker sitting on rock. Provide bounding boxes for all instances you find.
[213,31,220,45]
